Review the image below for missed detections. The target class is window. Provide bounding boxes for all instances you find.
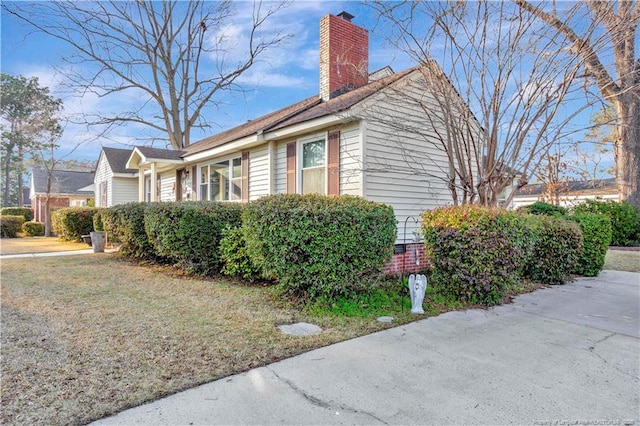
[100,181,107,207]
[301,139,326,194]
[199,157,242,201]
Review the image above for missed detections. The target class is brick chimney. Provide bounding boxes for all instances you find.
[319,11,369,101]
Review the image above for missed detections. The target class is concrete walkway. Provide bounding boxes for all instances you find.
[95,270,640,425]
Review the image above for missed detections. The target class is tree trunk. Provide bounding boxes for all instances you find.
[2,144,13,207]
[44,173,52,237]
[614,96,640,209]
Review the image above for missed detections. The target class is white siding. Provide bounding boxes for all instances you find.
[249,145,269,200]
[273,124,362,196]
[112,177,138,205]
[159,174,176,202]
[359,73,479,242]
[94,153,114,207]
[338,124,361,196]
[274,139,293,194]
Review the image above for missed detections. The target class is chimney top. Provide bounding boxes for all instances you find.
[319,12,369,101]
[337,11,354,22]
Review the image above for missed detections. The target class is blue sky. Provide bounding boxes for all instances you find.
[0,1,619,181]
[1,1,413,162]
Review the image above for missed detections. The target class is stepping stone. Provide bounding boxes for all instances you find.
[278,322,322,336]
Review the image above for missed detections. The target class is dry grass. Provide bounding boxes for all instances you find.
[3,242,636,425]
[0,237,89,255]
[604,248,640,272]
[0,254,405,425]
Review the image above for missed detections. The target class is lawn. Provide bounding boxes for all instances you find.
[1,245,637,425]
[0,253,414,425]
[0,236,89,255]
[604,248,640,272]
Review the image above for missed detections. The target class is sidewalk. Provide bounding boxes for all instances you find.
[94,270,640,425]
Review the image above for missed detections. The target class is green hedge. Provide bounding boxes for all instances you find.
[51,207,102,241]
[101,203,152,259]
[243,194,397,299]
[219,226,263,281]
[0,207,33,221]
[569,213,612,277]
[572,200,639,246]
[144,201,243,275]
[518,201,567,217]
[22,221,45,237]
[422,205,530,306]
[522,215,583,285]
[0,215,25,238]
[93,211,105,232]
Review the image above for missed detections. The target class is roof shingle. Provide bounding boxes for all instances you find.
[184,67,416,156]
[102,147,136,174]
[31,168,95,195]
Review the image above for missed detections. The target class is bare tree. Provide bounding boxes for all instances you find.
[3,0,289,150]
[370,1,595,207]
[515,0,640,209]
[30,121,65,237]
[569,103,616,184]
[535,149,570,205]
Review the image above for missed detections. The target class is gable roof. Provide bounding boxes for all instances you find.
[184,67,417,156]
[102,147,137,174]
[31,168,95,196]
[134,146,185,160]
[125,145,186,170]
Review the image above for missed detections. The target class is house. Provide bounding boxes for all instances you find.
[512,178,619,209]
[30,168,95,222]
[120,12,482,273]
[93,147,139,207]
[21,188,31,208]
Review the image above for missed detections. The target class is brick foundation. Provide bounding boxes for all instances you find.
[383,243,429,276]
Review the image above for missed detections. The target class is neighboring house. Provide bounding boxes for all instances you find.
[512,178,619,209]
[30,168,95,222]
[94,147,139,207]
[124,12,482,273]
[21,188,31,208]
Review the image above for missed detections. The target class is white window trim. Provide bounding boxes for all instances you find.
[198,155,243,202]
[297,132,328,195]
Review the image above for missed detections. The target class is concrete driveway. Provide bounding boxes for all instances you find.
[95,270,639,425]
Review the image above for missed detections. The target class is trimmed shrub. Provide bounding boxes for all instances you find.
[0,215,25,238]
[51,207,101,241]
[0,207,33,221]
[219,226,263,281]
[144,201,243,275]
[243,194,397,300]
[422,205,528,306]
[101,203,152,259]
[22,221,45,237]
[517,201,567,217]
[522,216,583,285]
[572,199,639,246]
[93,211,105,231]
[569,213,612,277]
